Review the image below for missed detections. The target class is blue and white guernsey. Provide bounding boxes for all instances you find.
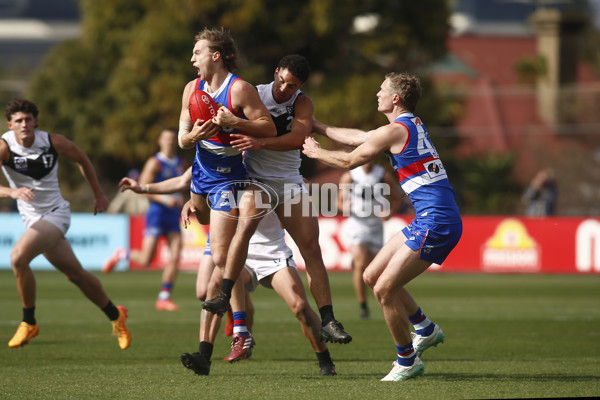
[148,152,185,214]
[191,72,248,193]
[386,113,461,225]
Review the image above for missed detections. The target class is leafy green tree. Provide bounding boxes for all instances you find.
[455,154,521,215]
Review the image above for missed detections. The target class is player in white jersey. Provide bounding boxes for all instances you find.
[304,72,462,381]
[0,98,130,350]
[203,55,351,345]
[337,161,403,319]
[117,167,337,376]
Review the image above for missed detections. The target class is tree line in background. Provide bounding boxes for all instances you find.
[7,0,598,214]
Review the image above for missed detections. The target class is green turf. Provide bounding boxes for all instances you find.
[0,270,598,399]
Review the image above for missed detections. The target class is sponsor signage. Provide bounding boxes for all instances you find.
[1,213,598,274]
[0,213,128,270]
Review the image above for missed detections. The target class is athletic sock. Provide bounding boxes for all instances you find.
[360,302,368,311]
[319,305,334,326]
[23,306,36,325]
[316,349,333,367]
[221,279,235,298]
[396,343,417,367]
[158,282,173,300]
[232,311,249,335]
[102,300,120,321]
[199,341,213,360]
[409,307,435,336]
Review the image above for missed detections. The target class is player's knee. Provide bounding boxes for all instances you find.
[196,287,207,301]
[291,298,310,322]
[10,247,28,270]
[372,281,393,304]
[211,252,226,269]
[363,270,376,288]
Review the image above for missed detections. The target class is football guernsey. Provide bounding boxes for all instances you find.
[386,113,461,225]
[245,82,303,180]
[190,72,248,194]
[1,129,68,216]
[145,152,185,236]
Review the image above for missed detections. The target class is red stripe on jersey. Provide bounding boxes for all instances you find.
[228,78,243,116]
[390,121,410,155]
[395,155,437,181]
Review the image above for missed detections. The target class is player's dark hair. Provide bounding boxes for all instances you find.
[385,72,421,112]
[195,27,239,72]
[277,55,311,83]
[5,98,39,121]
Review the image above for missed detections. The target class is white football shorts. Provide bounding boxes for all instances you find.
[343,216,384,253]
[21,200,71,235]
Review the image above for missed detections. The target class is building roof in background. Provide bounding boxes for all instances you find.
[0,0,79,20]
[0,0,80,73]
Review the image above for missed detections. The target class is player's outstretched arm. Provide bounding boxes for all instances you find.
[303,123,403,170]
[312,117,372,147]
[50,134,108,214]
[120,167,192,195]
[230,94,314,152]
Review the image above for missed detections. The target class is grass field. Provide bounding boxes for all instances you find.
[1,269,599,399]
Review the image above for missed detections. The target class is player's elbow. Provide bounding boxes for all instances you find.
[265,126,277,137]
[345,159,360,170]
[261,120,277,137]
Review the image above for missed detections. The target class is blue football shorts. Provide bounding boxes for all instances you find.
[145,206,181,237]
[401,218,463,264]
[190,168,248,212]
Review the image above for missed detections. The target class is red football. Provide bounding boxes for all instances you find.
[189,89,219,123]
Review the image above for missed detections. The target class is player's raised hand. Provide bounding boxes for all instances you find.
[118,177,141,193]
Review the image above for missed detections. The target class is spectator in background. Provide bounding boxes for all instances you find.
[103,128,186,312]
[522,168,557,217]
[107,168,149,215]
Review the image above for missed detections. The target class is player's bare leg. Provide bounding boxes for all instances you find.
[203,185,268,315]
[155,231,182,311]
[276,194,351,344]
[349,243,375,319]
[269,266,336,375]
[363,233,431,380]
[190,192,211,225]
